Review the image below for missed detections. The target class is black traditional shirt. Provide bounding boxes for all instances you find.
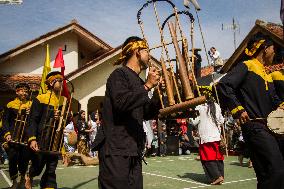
[102,66,161,156]
[270,70,284,101]
[2,98,32,140]
[217,58,284,119]
[27,90,65,150]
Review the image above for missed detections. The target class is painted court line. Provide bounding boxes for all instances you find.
[58,165,97,169]
[231,160,249,164]
[0,169,12,187]
[184,177,257,189]
[142,172,209,186]
[222,177,257,185]
[86,165,96,168]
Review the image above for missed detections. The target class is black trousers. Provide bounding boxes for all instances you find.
[242,121,284,189]
[99,154,143,189]
[29,152,58,189]
[160,143,167,155]
[201,160,224,183]
[277,137,284,160]
[5,143,30,180]
[181,142,191,154]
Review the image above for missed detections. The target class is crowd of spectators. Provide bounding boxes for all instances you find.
[0,108,251,167]
[143,112,252,169]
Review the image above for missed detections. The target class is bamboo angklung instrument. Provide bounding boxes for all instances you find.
[168,21,194,100]
[137,0,206,118]
[39,79,74,155]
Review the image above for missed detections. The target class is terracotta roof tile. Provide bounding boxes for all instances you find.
[189,66,214,80]
[0,74,41,91]
[263,22,283,40]
[200,66,214,77]
[221,20,283,73]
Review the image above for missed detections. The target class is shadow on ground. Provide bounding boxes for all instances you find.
[230,162,252,168]
[25,177,97,189]
[177,173,208,184]
[59,177,97,189]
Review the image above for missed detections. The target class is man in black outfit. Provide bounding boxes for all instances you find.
[98,36,161,189]
[26,71,65,189]
[217,34,284,189]
[2,83,32,189]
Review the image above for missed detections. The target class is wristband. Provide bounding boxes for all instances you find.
[144,84,151,91]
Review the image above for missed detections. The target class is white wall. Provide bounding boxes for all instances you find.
[71,54,119,113]
[72,54,148,113]
[0,32,78,75]
[72,56,118,102]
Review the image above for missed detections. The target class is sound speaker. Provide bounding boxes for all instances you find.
[166,136,179,156]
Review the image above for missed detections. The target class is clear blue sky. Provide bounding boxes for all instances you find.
[0,0,281,66]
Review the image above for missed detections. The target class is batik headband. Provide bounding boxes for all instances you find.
[114,40,148,65]
[16,87,29,92]
[245,39,265,57]
[46,74,63,83]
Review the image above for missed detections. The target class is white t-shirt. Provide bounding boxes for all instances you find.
[210,50,223,66]
[143,120,154,148]
[192,103,224,144]
[64,121,74,143]
[89,120,98,142]
[64,121,76,152]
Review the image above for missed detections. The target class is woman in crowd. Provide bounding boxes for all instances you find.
[64,113,76,153]
[89,111,100,157]
[77,110,93,156]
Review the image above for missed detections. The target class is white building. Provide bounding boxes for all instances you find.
[0,20,159,114]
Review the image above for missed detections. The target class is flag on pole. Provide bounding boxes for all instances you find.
[281,0,284,26]
[39,44,51,94]
[53,47,70,99]
[53,47,64,68]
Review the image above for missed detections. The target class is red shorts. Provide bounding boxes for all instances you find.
[199,141,224,161]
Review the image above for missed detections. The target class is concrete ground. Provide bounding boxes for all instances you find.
[0,154,256,189]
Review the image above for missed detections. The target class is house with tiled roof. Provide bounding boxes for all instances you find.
[0,20,159,113]
[221,19,284,73]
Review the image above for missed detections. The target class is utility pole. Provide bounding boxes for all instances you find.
[222,17,240,50]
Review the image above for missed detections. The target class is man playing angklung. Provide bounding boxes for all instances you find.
[97,36,162,189]
[217,34,284,189]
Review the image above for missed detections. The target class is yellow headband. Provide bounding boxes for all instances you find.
[245,39,265,57]
[46,74,63,83]
[199,86,212,96]
[16,87,29,92]
[114,41,148,65]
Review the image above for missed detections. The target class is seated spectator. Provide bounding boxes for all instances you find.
[208,47,224,71]
[62,113,77,166]
[64,113,76,153]
[191,125,200,148]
